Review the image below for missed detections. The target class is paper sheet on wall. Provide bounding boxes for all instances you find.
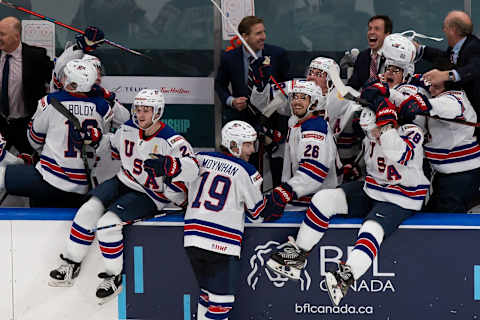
[21,20,55,60]
[221,0,255,40]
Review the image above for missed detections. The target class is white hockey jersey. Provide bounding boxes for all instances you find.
[104,120,199,209]
[390,84,480,174]
[28,90,112,194]
[252,81,362,163]
[283,115,340,205]
[184,152,265,257]
[363,124,430,210]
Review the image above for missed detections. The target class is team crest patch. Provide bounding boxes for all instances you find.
[251,172,262,184]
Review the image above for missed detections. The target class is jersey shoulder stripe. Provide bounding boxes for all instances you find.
[47,91,111,117]
[301,116,328,134]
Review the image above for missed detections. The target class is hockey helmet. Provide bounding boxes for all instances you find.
[82,54,103,80]
[61,59,97,93]
[132,89,165,129]
[289,80,323,118]
[359,108,378,139]
[306,57,340,93]
[221,120,257,158]
[382,34,416,81]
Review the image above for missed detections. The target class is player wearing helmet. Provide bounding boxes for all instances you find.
[48,89,199,304]
[260,80,340,219]
[266,97,429,306]
[183,120,267,320]
[0,59,110,207]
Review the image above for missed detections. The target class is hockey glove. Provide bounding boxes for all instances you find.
[83,127,102,149]
[251,56,272,92]
[69,123,84,150]
[398,93,432,124]
[360,79,390,110]
[143,155,181,179]
[17,153,36,165]
[408,74,431,94]
[375,98,398,127]
[89,84,116,107]
[76,26,105,53]
[261,183,296,222]
[342,163,362,182]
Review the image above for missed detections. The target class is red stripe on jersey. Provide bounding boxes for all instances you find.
[184,224,242,242]
[365,176,428,197]
[299,162,328,178]
[426,144,480,160]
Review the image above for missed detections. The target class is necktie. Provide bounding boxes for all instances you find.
[247,55,254,96]
[1,54,11,118]
[369,53,378,79]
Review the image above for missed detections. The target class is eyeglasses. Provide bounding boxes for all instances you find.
[291,93,309,101]
[308,69,326,78]
[385,66,403,74]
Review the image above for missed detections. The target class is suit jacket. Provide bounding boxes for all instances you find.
[21,42,53,117]
[347,48,386,90]
[423,34,480,117]
[214,43,290,124]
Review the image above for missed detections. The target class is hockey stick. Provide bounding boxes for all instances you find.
[209,0,287,98]
[326,64,480,127]
[89,208,185,233]
[49,97,93,190]
[0,0,152,60]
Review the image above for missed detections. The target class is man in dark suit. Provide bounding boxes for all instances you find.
[347,15,392,90]
[420,11,480,119]
[215,16,290,125]
[215,16,290,186]
[0,16,53,156]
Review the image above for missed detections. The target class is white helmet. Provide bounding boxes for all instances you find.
[221,120,257,158]
[359,108,377,139]
[82,54,103,79]
[131,89,165,129]
[289,80,323,118]
[306,57,340,93]
[382,34,416,80]
[61,59,97,92]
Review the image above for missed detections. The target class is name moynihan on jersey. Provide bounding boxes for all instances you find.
[67,104,96,116]
[202,158,239,176]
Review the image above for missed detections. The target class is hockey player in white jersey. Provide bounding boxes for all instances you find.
[267,98,429,306]
[251,57,363,181]
[361,34,480,212]
[48,89,199,304]
[260,80,340,219]
[0,59,109,207]
[184,120,267,320]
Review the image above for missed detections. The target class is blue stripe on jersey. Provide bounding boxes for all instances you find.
[184,219,243,236]
[197,152,258,176]
[424,141,478,153]
[40,155,88,185]
[184,231,240,246]
[301,116,328,134]
[47,90,110,117]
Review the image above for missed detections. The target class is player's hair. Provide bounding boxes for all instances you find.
[238,16,264,36]
[368,15,393,34]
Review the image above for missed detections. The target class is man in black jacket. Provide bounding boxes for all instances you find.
[347,15,392,90]
[420,11,480,121]
[0,16,53,155]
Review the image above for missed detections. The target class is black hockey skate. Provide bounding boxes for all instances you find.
[325,262,355,306]
[96,272,123,305]
[266,236,309,280]
[48,254,81,287]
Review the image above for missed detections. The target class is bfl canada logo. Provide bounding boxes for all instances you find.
[247,241,311,291]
